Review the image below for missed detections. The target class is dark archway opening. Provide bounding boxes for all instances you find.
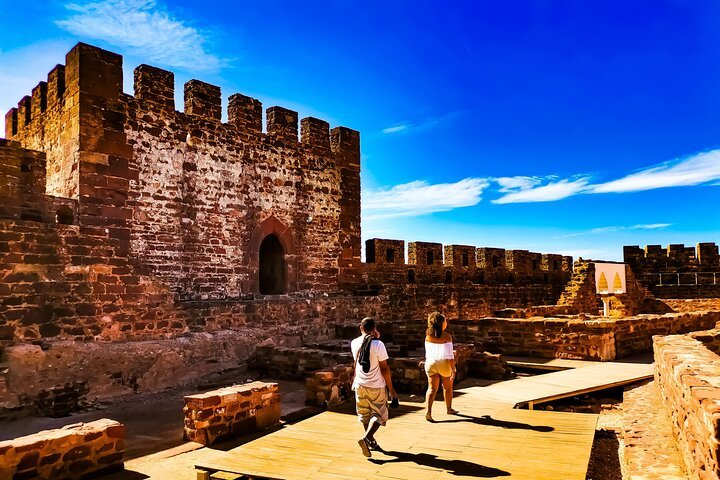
[56,205,74,225]
[259,234,286,295]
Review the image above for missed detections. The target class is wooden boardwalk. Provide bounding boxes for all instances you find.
[195,360,653,479]
[196,392,597,479]
[472,361,653,408]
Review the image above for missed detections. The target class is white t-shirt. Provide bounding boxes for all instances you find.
[351,335,389,389]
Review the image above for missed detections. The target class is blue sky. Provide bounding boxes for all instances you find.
[1,1,719,261]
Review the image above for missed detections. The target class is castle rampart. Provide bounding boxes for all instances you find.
[624,242,720,298]
[4,43,361,302]
[365,238,572,287]
[0,42,629,416]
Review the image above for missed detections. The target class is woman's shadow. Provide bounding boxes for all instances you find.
[370,447,510,477]
[431,413,554,432]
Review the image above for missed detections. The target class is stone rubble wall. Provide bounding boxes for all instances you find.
[305,364,354,409]
[263,343,477,397]
[1,329,271,417]
[0,418,124,479]
[253,345,353,379]
[557,260,669,316]
[183,382,280,446]
[469,351,514,380]
[449,311,720,361]
[654,329,720,479]
[375,283,567,321]
[0,292,384,416]
[650,285,720,299]
[333,312,719,362]
[663,298,720,313]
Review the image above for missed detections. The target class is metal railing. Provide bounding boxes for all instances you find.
[640,272,720,286]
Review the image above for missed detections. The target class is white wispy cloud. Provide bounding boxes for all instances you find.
[489,148,720,204]
[590,149,720,193]
[495,176,543,192]
[56,0,223,72]
[363,178,489,219]
[491,176,591,204]
[561,223,672,238]
[591,223,672,233]
[381,112,461,135]
[382,125,408,134]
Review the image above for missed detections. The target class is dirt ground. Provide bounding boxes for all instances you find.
[0,369,309,460]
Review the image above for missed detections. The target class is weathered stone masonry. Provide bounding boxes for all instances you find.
[4,42,680,418]
[0,42,374,414]
[625,242,720,298]
[654,326,720,479]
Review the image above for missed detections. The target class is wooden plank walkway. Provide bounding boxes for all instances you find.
[503,356,601,371]
[195,360,653,479]
[196,391,597,479]
[471,361,653,408]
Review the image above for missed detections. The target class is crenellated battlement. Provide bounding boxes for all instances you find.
[624,242,720,297]
[1,41,361,298]
[364,238,572,286]
[5,65,66,137]
[4,42,355,162]
[624,242,720,273]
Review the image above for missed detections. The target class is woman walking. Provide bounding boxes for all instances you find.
[424,311,458,421]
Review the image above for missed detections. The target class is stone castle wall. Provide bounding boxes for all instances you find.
[447,311,720,360]
[5,43,361,302]
[654,328,720,479]
[365,238,572,287]
[625,242,720,298]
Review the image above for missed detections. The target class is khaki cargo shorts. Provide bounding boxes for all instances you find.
[355,386,388,426]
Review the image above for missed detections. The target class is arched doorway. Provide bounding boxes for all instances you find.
[259,234,286,294]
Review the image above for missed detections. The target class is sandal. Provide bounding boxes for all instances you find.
[425,413,434,422]
[367,439,380,451]
[358,438,372,457]
[447,408,459,415]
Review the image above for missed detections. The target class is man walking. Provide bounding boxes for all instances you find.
[351,317,397,458]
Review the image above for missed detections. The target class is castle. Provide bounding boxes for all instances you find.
[0,42,585,412]
[3,42,720,480]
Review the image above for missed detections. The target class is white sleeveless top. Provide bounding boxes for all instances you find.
[425,340,454,363]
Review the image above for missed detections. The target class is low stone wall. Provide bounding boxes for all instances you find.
[253,345,352,379]
[469,351,513,380]
[654,329,720,479]
[648,284,720,299]
[0,418,124,479]
[663,298,720,313]
[305,364,354,409]
[183,382,281,446]
[449,311,720,360]
[1,329,266,418]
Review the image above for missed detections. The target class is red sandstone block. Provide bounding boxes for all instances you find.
[188,394,220,412]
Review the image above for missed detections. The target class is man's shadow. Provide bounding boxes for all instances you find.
[370,448,510,477]
[431,413,554,432]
